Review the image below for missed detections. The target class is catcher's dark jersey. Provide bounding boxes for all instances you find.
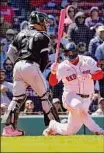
[12,28,50,71]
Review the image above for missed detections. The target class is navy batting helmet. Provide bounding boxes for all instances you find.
[65,42,78,60]
[66,42,76,51]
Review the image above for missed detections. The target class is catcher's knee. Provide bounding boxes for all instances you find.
[7,94,27,111]
[11,94,26,110]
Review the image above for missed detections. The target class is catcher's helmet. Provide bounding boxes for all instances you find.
[65,42,78,60]
[29,11,48,25]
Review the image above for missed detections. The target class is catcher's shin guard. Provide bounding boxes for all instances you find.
[2,95,26,129]
[41,92,60,126]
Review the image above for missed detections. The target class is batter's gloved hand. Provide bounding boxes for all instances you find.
[51,63,58,74]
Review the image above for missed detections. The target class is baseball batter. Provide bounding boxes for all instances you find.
[2,11,60,136]
[43,42,104,135]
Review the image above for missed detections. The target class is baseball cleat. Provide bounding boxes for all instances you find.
[2,125,25,136]
[43,128,56,136]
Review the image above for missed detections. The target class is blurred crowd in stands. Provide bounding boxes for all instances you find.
[0,0,104,116]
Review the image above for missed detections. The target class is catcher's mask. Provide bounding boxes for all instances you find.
[29,11,49,31]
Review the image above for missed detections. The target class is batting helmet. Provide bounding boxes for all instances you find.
[29,11,48,25]
[65,42,78,60]
[66,42,76,51]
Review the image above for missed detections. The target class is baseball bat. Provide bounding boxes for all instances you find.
[55,8,66,63]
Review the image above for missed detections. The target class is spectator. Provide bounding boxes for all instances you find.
[0,103,8,115]
[95,42,104,61]
[12,17,20,31]
[24,99,35,115]
[95,41,104,98]
[92,97,104,116]
[61,0,69,8]
[0,0,15,24]
[3,58,13,82]
[52,98,65,113]
[45,0,57,10]
[100,4,104,24]
[67,11,92,48]
[55,15,60,33]
[64,5,76,33]
[6,29,15,41]
[26,86,42,112]
[71,0,79,12]
[77,42,87,55]
[0,37,8,53]
[94,80,100,93]
[49,43,64,64]
[89,93,100,114]
[47,14,57,36]
[60,36,69,49]
[0,13,11,38]
[52,81,64,103]
[0,69,13,105]
[20,20,29,30]
[6,29,15,50]
[48,34,57,55]
[0,29,15,55]
[88,25,104,59]
[0,39,7,69]
[85,6,103,36]
[97,58,104,98]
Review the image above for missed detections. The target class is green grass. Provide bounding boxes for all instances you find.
[1,135,104,152]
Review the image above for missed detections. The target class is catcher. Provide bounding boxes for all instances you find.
[2,11,60,136]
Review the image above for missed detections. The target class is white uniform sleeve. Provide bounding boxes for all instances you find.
[88,57,101,73]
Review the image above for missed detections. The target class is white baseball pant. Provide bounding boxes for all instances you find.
[48,93,103,135]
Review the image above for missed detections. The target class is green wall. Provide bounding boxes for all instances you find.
[1,115,104,135]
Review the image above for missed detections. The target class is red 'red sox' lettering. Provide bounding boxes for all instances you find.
[66,74,77,81]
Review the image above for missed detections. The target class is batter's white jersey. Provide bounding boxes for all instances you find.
[56,55,101,96]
